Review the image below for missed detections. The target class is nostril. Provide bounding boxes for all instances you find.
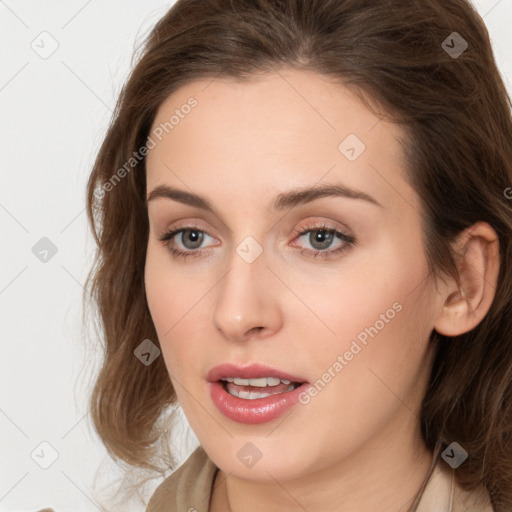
[247,326,264,336]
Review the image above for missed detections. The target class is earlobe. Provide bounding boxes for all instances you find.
[434,222,500,337]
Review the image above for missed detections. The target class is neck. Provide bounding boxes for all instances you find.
[210,418,434,512]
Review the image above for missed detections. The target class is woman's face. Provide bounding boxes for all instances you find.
[145,69,443,481]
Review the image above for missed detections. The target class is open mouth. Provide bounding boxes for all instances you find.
[207,363,310,423]
[219,376,303,399]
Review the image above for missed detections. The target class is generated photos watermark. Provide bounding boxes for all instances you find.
[298,301,403,405]
[94,96,198,199]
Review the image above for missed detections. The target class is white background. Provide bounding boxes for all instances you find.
[1,1,511,511]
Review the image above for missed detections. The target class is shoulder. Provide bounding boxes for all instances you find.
[453,473,495,512]
[417,456,495,512]
[146,446,218,512]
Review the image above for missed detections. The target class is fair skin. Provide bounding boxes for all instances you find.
[144,68,499,512]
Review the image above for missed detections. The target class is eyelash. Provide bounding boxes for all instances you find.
[159,221,356,261]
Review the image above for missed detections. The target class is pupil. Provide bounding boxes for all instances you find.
[311,230,333,250]
[183,229,203,249]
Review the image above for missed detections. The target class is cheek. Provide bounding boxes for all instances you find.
[295,248,435,430]
[291,240,435,409]
[145,240,202,325]
[144,243,215,380]
[145,247,173,332]
[145,246,188,367]
[290,240,430,353]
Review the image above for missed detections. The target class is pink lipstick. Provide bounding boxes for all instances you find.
[207,363,309,424]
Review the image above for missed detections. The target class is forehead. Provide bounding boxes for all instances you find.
[145,69,416,214]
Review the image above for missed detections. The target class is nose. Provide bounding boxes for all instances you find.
[212,243,283,343]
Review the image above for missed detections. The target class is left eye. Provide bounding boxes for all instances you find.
[289,225,356,259]
[296,228,347,251]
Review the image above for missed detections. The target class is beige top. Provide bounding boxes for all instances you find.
[146,444,495,512]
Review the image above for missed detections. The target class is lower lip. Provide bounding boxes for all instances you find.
[209,381,309,424]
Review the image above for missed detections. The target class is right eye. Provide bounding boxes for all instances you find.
[160,227,218,259]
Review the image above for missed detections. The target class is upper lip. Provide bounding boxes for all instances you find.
[206,363,308,383]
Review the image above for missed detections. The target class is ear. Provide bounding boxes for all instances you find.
[434,222,500,337]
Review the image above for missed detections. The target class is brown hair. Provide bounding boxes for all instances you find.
[85,0,512,509]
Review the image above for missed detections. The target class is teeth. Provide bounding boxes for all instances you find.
[238,390,272,399]
[227,385,295,399]
[225,377,290,387]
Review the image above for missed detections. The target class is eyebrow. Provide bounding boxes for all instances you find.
[146,182,383,212]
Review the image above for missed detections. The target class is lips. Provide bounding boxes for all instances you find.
[206,363,310,424]
[206,363,308,384]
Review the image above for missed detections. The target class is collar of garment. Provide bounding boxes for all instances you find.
[146,442,495,512]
